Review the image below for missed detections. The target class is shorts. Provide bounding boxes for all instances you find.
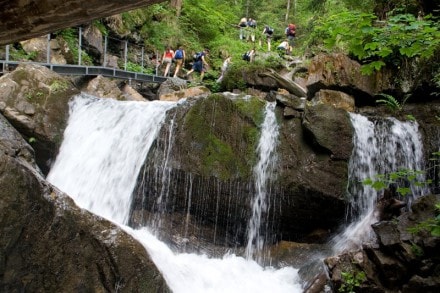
[174,59,183,66]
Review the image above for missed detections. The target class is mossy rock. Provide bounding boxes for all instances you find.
[178,94,266,180]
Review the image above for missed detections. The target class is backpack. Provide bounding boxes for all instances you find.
[174,49,183,59]
[286,23,296,36]
[193,52,203,62]
[266,27,274,35]
[242,51,251,61]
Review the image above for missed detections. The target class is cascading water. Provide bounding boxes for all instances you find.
[245,101,279,263]
[47,93,175,225]
[47,94,302,292]
[332,113,427,252]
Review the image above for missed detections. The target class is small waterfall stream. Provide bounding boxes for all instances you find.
[332,113,427,252]
[47,94,302,293]
[245,101,279,262]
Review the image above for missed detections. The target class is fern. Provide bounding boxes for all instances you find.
[375,93,401,111]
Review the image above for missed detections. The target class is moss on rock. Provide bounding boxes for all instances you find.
[181,94,265,180]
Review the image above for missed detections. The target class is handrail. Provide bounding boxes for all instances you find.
[0,60,168,83]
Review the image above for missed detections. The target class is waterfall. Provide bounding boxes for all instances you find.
[245,101,279,262]
[47,93,175,224]
[47,94,302,293]
[333,113,427,252]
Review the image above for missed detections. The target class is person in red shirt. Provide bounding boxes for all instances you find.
[161,47,174,77]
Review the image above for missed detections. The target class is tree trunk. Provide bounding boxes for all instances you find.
[285,0,291,23]
[170,0,182,17]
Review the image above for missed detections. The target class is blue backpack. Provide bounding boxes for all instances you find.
[193,52,203,61]
[174,49,183,59]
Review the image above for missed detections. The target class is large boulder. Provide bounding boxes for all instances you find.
[306,53,394,105]
[0,114,169,292]
[0,63,79,174]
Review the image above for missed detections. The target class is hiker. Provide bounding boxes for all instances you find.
[238,17,247,40]
[242,48,255,62]
[277,40,290,55]
[161,46,174,77]
[285,23,296,52]
[173,45,186,78]
[247,18,257,42]
[262,25,274,51]
[217,56,232,83]
[186,48,210,81]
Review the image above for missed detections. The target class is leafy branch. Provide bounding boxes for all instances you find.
[313,11,440,74]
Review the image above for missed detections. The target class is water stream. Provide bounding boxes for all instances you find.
[245,101,279,263]
[332,113,427,252]
[47,94,302,293]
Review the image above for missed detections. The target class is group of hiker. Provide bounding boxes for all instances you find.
[237,17,296,54]
[156,18,297,82]
[159,47,210,80]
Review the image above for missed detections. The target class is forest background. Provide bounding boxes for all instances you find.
[11,0,440,92]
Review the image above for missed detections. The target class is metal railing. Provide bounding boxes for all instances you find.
[1,28,167,83]
[0,60,167,83]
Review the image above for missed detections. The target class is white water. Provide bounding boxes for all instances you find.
[47,94,302,293]
[333,113,427,252]
[245,101,279,262]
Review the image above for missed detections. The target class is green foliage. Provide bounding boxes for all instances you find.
[9,47,38,61]
[56,28,93,65]
[339,270,366,293]
[408,202,440,237]
[410,243,424,257]
[310,11,440,74]
[49,80,69,92]
[375,93,412,113]
[363,168,430,196]
[375,93,402,111]
[92,20,108,36]
[364,152,440,237]
[125,61,150,73]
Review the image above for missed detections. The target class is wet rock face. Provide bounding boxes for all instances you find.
[0,0,163,45]
[0,114,169,292]
[130,93,350,245]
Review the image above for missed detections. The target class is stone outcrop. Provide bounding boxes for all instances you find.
[306,53,394,104]
[0,63,79,174]
[0,114,168,292]
[0,0,164,45]
[84,75,126,100]
[324,194,440,292]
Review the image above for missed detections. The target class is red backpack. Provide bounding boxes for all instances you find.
[287,23,296,36]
